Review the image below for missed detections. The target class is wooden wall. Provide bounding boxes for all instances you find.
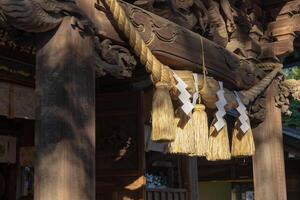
[96,91,145,200]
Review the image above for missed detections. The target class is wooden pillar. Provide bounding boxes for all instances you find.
[35,17,95,200]
[252,81,287,200]
[181,157,199,200]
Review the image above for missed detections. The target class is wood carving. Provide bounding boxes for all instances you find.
[282,79,300,101]
[0,0,266,90]
[260,0,300,59]
[94,38,137,78]
[204,0,233,47]
[275,78,300,116]
[133,0,209,34]
[0,0,82,32]
[119,1,265,89]
[1,0,297,122]
[248,91,266,124]
[226,1,263,62]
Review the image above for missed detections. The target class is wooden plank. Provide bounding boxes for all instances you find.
[35,17,95,200]
[180,157,199,200]
[161,191,167,200]
[179,192,185,200]
[95,92,146,199]
[0,82,9,117]
[167,192,173,200]
[173,192,179,200]
[147,191,153,200]
[252,81,287,200]
[13,85,35,119]
[154,191,160,200]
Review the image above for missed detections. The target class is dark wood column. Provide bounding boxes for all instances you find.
[181,157,199,200]
[252,82,287,200]
[35,17,95,200]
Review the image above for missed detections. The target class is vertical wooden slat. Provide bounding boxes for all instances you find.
[167,192,173,200]
[0,82,9,117]
[35,17,95,200]
[173,192,179,200]
[161,191,167,200]
[252,81,287,200]
[179,192,185,200]
[154,191,160,200]
[147,191,153,200]
[180,157,199,200]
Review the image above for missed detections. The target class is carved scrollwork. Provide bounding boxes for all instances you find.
[259,0,300,59]
[0,0,81,32]
[276,77,300,116]
[126,6,180,46]
[248,92,266,124]
[133,0,209,34]
[275,75,292,116]
[94,38,137,78]
[282,79,300,101]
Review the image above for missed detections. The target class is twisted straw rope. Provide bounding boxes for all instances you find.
[104,0,282,106]
[105,0,172,85]
[240,62,283,105]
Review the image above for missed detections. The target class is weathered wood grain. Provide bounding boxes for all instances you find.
[252,81,287,200]
[180,157,199,200]
[35,17,95,200]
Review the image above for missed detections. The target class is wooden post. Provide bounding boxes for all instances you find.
[181,157,199,200]
[35,17,95,200]
[252,81,287,200]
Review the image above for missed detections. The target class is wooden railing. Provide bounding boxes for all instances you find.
[146,188,188,200]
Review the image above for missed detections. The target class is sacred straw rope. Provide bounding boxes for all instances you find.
[103,0,283,106]
[239,62,283,105]
[105,0,173,85]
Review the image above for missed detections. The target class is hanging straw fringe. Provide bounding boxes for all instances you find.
[192,104,208,156]
[206,81,231,161]
[191,71,208,156]
[206,118,231,161]
[231,120,255,157]
[231,91,255,156]
[151,82,176,142]
[191,37,209,157]
[166,109,195,155]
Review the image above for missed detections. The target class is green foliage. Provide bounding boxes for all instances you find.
[283,66,300,130]
[283,66,300,79]
[283,100,300,130]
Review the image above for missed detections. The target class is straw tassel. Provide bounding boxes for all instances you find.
[206,81,231,161]
[166,109,195,155]
[231,120,255,157]
[151,82,176,143]
[206,117,231,161]
[231,91,255,156]
[191,103,208,157]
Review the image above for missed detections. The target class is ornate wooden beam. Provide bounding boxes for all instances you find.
[0,0,291,116]
[76,0,265,90]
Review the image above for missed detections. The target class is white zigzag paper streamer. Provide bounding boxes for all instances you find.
[214,81,227,132]
[234,91,250,133]
[173,72,194,115]
[192,73,199,106]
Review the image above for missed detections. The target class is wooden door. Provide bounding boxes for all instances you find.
[96,91,145,200]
